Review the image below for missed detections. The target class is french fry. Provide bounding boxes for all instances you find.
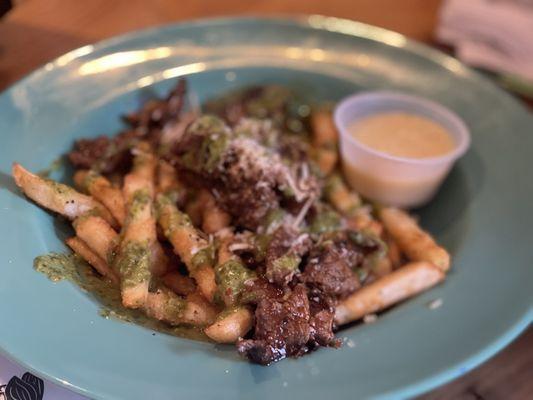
[311,109,338,147]
[193,264,218,303]
[12,163,116,227]
[150,242,169,277]
[386,236,403,269]
[325,174,384,235]
[156,195,207,266]
[184,292,218,326]
[156,160,183,198]
[199,189,231,234]
[325,174,361,214]
[311,110,338,175]
[372,257,393,278]
[214,229,257,307]
[144,287,216,326]
[162,271,196,296]
[315,149,338,177]
[73,215,118,263]
[65,236,119,284]
[114,143,158,308]
[74,170,126,225]
[346,212,383,237]
[335,261,445,325]
[184,191,204,227]
[216,229,237,265]
[156,194,217,302]
[379,207,450,272]
[205,306,253,343]
[215,260,256,307]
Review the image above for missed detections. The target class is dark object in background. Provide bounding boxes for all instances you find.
[0,0,12,18]
[4,372,44,400]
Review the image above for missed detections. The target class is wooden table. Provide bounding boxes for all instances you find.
[0,1,531,398]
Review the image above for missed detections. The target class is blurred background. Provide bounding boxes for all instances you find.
[0,0,532,97]
[0,1,531,399]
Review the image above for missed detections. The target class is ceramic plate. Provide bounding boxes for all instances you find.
[0,16,531,400]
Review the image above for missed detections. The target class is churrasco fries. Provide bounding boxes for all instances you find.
[12,82,450,365]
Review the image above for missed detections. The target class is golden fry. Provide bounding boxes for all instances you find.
[144,287,216,326]
[150,242,169,277]
[325,174,362,215]
[372,257,393,278]
[156,194,217,302]
[192,264,217,303]
[73,215,118,262]
[65,236,119,284]
[156,160,183,197]
[184,192,204,227]
[12,163,116,226]
[115,143,159,308]
[162,271,196,296]
[205,307,253,343]
[216,229,237,265]
[386,236,403,269]
[335,261,445,325]
[199,189,231,234]
[379,207,450,272]
[311,110,339,175]
[311,109,338,147]
[74,170,126,225]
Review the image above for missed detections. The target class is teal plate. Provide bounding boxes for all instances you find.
[0,16,532,400]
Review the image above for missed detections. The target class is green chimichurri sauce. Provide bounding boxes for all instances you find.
[34,252,207,341]
[215,260,256,305]
[309,208,341,234]
[191,245,215,269]
[115,241,151,289]
[181,115,231,174]
[271,253,300,275]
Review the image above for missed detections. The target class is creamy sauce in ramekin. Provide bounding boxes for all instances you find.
[348,112,456,158]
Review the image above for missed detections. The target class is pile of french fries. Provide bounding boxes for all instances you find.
[11,107,450,348]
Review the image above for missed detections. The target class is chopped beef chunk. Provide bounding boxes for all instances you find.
[301,232,364,301]
[309,309,338,347]
[265,226,312,285]
[237,284,311,364]
[123,78,187,135]
[213,140,281,229]
[240,277,283,305]
[238,283,339,364]
[302,247,359,301]
[169,115,319,230]
[68,130,137,173]
[69,80,187,173]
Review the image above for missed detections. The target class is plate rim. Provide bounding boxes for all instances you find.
[1,13,531,117]
[1,14,532,400]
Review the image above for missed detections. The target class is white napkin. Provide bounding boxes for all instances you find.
[436,0,533,81]
[0,354,86,400]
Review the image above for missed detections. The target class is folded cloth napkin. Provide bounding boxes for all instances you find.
[0,354,86,400]
[436,0,533,82]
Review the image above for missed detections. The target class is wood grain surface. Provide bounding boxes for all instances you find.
[0,1,531,399]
